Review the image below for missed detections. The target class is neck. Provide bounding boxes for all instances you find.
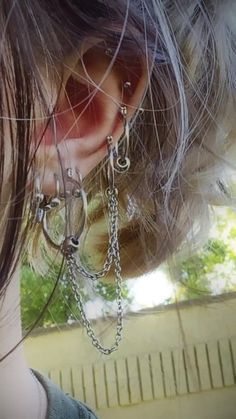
[0,266,48,419]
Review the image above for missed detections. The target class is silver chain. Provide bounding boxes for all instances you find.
[70,187,118,281]
[63,187,123,355]
[33,104,130,355]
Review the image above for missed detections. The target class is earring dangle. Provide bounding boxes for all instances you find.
[32,104,130,355]
[113,104,130,173]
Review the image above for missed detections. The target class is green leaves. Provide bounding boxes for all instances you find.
[20,264,77,330]
[175,208,236,300]
[21,207,236,329]
[20,263,130,330]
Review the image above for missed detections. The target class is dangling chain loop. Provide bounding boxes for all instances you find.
[32,103,130,355]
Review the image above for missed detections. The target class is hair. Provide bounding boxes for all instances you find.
[0,0,236,298]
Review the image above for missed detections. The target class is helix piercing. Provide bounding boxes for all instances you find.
[123,81,132,90]
[105,48,113,56]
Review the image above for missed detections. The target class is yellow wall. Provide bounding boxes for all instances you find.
[24,293,236,419]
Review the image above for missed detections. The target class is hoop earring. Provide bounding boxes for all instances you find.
[31,104,130,355]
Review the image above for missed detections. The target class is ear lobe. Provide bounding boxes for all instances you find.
[37,42,148,192]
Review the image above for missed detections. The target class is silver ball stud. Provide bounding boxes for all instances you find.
[66,168,73,178]
[105,48,113,57]
[124,81,132,89]
[120,105,127,117]
[106,135,113,145]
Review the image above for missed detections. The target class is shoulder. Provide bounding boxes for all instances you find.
[31,369,98,419]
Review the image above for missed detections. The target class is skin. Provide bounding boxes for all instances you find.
[0,39,148,419]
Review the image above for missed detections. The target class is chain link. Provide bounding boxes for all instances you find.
[67,186,119,281]
[32,104,130,355]
[63,187,124,355]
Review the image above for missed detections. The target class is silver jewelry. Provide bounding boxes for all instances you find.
[32,104,130,355]
[113,105,130,173]
[105,48,113,57]
[124,81,132,90]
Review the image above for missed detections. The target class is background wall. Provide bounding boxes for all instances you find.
[24,293,236,419]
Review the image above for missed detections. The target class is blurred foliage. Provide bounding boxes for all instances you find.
[21,208,236,328]
[174,208,236,301]
[20,261,130,330]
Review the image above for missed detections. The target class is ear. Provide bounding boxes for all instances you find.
[36,39,148,193]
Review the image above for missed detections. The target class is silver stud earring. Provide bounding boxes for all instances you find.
[123,81,132,90]
[105,48,113,57]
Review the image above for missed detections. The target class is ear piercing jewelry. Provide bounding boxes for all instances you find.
[105,48,113,57]
[32,103,130,355]
[124,81,131,89]
[112,104,130,173]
